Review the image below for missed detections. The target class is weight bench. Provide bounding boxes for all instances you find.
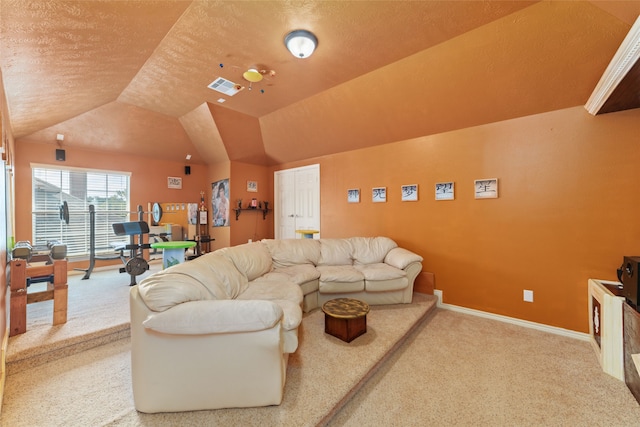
[112,221,151,286]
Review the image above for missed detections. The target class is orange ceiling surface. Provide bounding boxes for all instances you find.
[1,1,639,166]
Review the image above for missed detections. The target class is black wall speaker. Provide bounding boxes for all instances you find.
[185,165,191,175]
[55,149,66,161]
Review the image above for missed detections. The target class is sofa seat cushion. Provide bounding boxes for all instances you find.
[365,276,408,292]
[262,264,320,296]
[264,264,320,286]
[355,263,405,280]
[239,279,304,306]
[355,263,408,292]
[142,299,283,334]
[236,281,303,331]
[317,265,365,293]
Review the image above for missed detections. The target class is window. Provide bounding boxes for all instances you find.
[32,165,130,257]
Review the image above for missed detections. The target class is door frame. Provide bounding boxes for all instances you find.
[274,163,320,240]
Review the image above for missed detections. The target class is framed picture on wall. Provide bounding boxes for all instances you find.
[435,182,455,200]
[247,180,258,192]
[348,188,360,203]
[372,187,386,203]
[401,184,418,201]
[167,176,182,189]
[212,178,230,227]
[474,178,498,199]
[188,203,198,224]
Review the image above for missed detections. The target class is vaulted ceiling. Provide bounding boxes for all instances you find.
[1,1,639,166]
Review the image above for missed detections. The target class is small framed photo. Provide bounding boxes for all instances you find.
[372,187,386,203]
[167,176,182,189]
[247,180,258,192]
[435,182,455,200]
[401,184,418,202]
[348,188,360,203]
[474,178,498,199]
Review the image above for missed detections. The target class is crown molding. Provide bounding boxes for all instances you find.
[585,15,640,115]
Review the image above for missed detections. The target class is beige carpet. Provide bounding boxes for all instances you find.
[1,267,436,426]
[6,261,162,375]
[332,309,640,426]
[3,263,640,426]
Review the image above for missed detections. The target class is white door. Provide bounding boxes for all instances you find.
[275,164,320,239]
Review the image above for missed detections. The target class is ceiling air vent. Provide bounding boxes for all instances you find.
[207,77,243,96]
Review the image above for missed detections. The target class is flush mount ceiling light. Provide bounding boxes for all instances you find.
[284,30,317,58]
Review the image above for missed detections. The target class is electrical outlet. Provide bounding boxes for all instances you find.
[523,290,534,302]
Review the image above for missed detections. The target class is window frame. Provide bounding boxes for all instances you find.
[31,163,131,258]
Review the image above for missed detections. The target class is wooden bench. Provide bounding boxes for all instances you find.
[9,259,68,337]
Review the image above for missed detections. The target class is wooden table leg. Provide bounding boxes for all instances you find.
[52,260,68,325]
[9,260,27,337]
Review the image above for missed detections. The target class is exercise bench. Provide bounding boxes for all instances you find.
[112,220,151,286]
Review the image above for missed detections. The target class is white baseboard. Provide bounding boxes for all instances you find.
[433,289,589,342]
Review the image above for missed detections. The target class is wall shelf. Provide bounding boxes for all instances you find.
[233,208,271,221]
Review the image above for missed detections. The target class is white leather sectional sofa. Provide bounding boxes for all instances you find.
[259,236,423,312]
[129,236,422,413]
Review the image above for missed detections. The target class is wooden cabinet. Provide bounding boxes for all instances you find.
[588,279,625,381]
[623,303,640,404]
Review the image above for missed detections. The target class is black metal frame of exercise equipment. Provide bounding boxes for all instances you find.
[111,219,151,286]
[60,202,164,284]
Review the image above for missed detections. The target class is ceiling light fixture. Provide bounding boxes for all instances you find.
[243,68,264,83]
[284,30,317,59]
[241,68,276,91]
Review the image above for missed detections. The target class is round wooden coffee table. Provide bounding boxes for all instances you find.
[321,298,370,342]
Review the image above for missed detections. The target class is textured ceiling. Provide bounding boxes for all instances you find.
[1,1,639,166]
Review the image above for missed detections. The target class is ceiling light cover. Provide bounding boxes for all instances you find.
[284,30,318,58]
[243,69,264,83]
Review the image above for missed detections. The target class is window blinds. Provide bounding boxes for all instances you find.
[32,165,131,257]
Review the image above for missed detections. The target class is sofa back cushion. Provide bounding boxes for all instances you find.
[137,252,250,311]
[318,239,353,266]
[262,239,320,268]
[137,271,215,312]
[187,252,249,299]
[217,241,273,281]
[350,237,398,265]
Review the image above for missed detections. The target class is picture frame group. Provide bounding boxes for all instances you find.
[347,179,498,203]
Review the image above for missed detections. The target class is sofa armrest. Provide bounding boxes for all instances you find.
[142,299,283,335]
[384,247,424,270]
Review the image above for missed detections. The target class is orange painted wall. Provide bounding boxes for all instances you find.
[10,105,640,333]
[229,161,274,246]
[15,140,210,268]
[274,106,640,333]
